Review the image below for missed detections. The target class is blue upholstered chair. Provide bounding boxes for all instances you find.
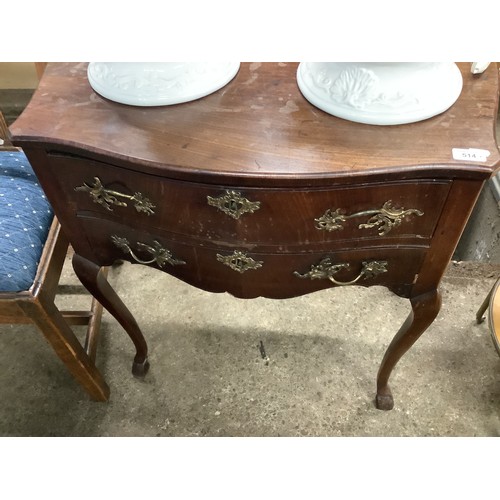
[0,112,109,400]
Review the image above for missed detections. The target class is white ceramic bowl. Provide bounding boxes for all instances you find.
[297,62,463,125]
[87,62,240,106]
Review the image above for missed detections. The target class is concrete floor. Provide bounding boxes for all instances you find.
[1,254,499,437]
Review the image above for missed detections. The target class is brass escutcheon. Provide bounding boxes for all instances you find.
[75,177,155,215]
[315,200,423,236]
[294,259,388,286]
[207,190,261,219]
[216,250,263,273]
[111,235,185,268]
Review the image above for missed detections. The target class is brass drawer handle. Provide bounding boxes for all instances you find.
[216,250,263,273]
[111,235,185,268]
[294,259,388,286]
[207,190,261,219]
[75,177,155,215]
[315,200,423,236]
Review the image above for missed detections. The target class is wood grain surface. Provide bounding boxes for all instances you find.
[10,62,500,185]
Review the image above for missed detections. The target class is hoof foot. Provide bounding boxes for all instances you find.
[132,357,150,378]
[376,393,394,411]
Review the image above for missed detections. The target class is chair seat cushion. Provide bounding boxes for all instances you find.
[0,151,53,292]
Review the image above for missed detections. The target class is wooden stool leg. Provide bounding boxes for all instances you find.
[72,253,149,377]
[487,278,500,355]
[376,289,442,410]
[476,286,493,324]
[475,278,500,355]
[18,296,110,401]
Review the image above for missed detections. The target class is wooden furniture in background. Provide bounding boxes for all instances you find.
[34,63,47,80]
[0,111,109,401]
[477,277,500,355]
[10,62,500,409]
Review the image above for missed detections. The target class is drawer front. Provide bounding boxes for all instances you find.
[78,216,425,299]
[48,152,450,248]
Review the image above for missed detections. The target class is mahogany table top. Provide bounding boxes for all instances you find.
[10,62,500,184]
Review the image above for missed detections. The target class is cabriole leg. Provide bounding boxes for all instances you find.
[376,289,442,410]
[72,253,150,377]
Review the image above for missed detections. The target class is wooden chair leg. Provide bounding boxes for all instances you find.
[59,268,109,363]
[18,294,110,401]
[84,295,106,362]
[84,267,108,362]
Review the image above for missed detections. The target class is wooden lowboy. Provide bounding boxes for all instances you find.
[10,62,500,409]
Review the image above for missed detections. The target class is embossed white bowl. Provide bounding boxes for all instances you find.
[87,62,240,106]
[297,62,463,125]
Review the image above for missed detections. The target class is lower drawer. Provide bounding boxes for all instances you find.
[79,217,425,299]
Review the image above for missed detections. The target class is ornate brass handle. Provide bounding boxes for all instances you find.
[216,250,263,273]
[315,200,423,236]
[294,259,388,286]
[75,177,155,215]
[207,190,261,219]
[111,235,185,268]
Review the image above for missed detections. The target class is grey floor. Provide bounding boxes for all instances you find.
[1,253,499,437]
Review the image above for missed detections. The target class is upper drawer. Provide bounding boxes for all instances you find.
[46,152,451,248]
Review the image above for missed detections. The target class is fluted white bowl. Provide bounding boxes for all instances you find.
[297,62,463,125]
[87,62,240,106]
